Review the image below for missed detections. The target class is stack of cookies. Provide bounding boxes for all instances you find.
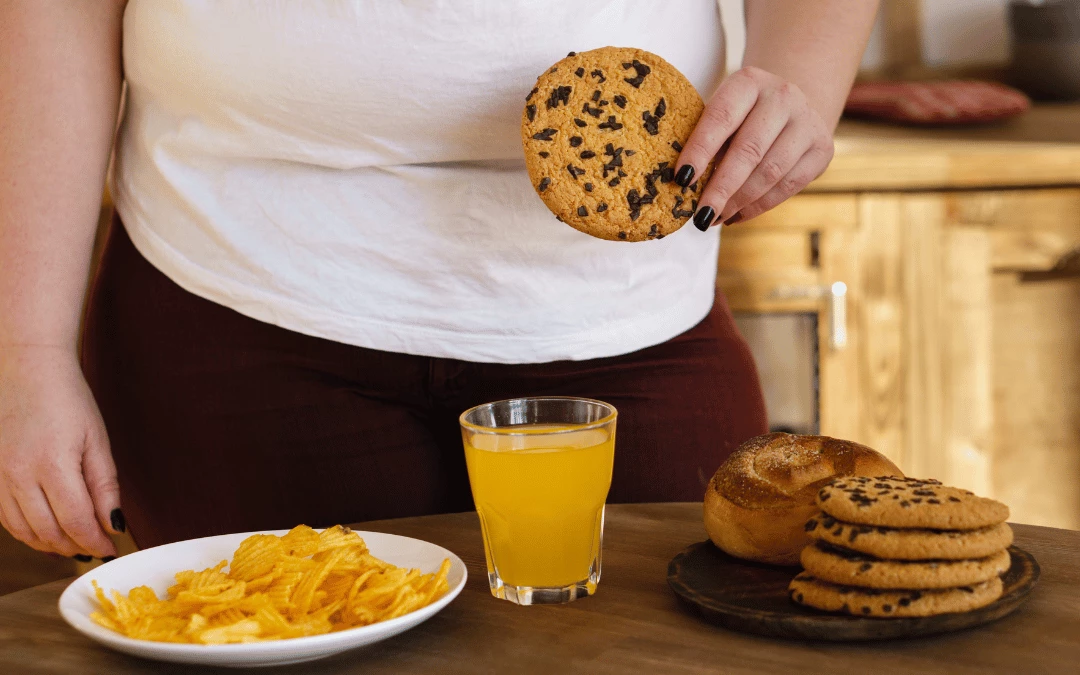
[789,476,1013,618]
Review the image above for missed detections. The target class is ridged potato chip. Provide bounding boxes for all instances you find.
[89,525,450,644]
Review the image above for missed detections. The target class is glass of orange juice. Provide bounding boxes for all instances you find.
[459,397,617,605]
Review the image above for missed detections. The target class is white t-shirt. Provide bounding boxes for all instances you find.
[113,0,727,363]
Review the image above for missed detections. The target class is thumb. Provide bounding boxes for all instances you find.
[83,426,124,536]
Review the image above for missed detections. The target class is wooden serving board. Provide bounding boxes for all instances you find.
[667,541,1039,641]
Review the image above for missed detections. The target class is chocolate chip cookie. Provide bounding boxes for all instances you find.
[805,512,1014,560]
[522,47,712,242]
[800,542,1011,589]
[816,476,1010,530]
[788,572,1004,618]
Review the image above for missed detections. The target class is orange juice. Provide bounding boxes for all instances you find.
[463,424,615,588]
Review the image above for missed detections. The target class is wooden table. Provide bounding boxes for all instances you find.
[1,503,1078,674]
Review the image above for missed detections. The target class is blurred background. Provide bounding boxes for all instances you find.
[3,0,1079,595]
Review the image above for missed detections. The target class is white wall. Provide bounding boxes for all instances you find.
[722,0,1014,73]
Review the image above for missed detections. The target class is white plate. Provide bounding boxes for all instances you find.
[58,529,467,668]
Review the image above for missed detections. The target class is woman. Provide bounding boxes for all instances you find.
[0,1,878,559]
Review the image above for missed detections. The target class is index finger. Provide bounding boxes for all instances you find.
[43,462,117,558]
[674,69,760,189]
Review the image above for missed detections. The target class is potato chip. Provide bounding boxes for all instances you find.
[89,525,451,644]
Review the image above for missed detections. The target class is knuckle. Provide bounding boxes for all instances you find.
[778,175,805,196]
[702,103,737,132]
[734,138,767,165]
[760,159,786,184]
[739,66,766,81]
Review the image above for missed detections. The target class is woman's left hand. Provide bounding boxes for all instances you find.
[674,66,835,230]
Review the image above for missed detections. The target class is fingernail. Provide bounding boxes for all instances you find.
[110,508,126,533]
[101,555,116,563]
[73,554,93,562]
[693,206,715,231]
[674,164,695,188]
[724,212,743,226]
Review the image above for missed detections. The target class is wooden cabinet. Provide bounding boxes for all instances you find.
[720,107,1080,529]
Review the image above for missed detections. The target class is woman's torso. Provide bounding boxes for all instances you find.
[113,0,726,363]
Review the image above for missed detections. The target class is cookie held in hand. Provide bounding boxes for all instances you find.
[522,47,712,242]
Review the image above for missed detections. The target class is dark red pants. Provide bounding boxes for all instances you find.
[81,219,767,549]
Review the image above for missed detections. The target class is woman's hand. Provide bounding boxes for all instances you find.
[674,66,836,229]
[0,346,121,558]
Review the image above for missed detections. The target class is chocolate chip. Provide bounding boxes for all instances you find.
[596,202,608,212]
[882,604,893,613]
[550,66,557,73]
[626,189,644,221]
[608,177,620,187]
[795,592,804,603]
[532,128,557,141]
[537,178,550,192]
[949,496,961,502]
[574,67,585,77]
[569,136,583,147]
[613,94,627,109]
[591,69,606,83]
[911,498,923,504]
[671,196,695,219]
[538,151,549,158]
[526,104,536,122]
[899,597,911,607]
[526,87,538,102]
[567,51,577,57]
[858,563,872,572]
[598,115,624,130]
[928,498,941,504]
[622,59,651,88]
[624,149,635,156]
[832,526,843,536]
[841,603,851,614]
[642,98,666,135]
[574,118,587,128]
[862,606,872,615]
[648,224,659,238]
[910,591,922,601]
[820,491,831,502]
[577,206,588,217]
[660,166,675,183]
[900,501,910,508]
[599,100,608,106]
[821,516,836,528]
[618,169,626,177]
[582,102,603,118]
[804,519,819,532]
[874,483,893,489]
[618,231,627,240]
[566,164,585,179]
[671,140,683,152]
[912,489,937,496]
[584,182,593,191]
[849,529,859,543]
[592,90,601,102]
[546,86,572,110]
[580,150,596,159]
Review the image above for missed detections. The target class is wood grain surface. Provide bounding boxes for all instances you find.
[1,503,1077,674]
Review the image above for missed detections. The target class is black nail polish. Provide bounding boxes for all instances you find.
[73,554,93,562]
[724,212,744,226]
[101,555,116,563]
[674,164,695,188]
[693,206,715,231]
[110,508,126,533]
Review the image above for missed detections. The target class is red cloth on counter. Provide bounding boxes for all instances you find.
[845,80,1030,125]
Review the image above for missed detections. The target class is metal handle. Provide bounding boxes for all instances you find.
[768,282,848,351]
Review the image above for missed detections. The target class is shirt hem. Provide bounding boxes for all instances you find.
[116,202,716,365]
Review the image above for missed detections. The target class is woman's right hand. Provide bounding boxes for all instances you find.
[0,346,120,558]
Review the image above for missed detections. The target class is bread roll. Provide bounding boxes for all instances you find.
[704,433,902,566]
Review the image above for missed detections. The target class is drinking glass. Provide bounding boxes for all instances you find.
[459,397,617,605]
